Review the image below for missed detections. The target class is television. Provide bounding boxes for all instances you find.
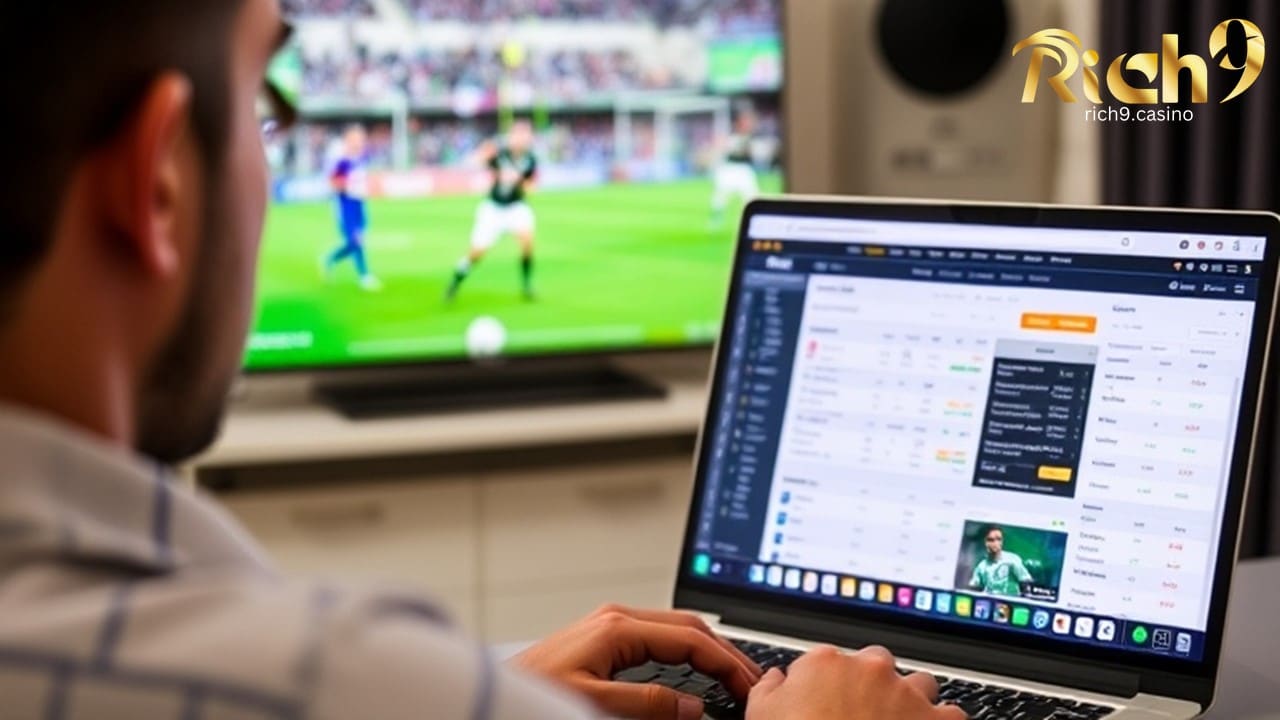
[251,0,785,376]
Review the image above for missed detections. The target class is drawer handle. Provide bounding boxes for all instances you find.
[289,502,386,532]
[578,479,666,505]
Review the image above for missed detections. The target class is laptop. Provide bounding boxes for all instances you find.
[621,198,1280,719]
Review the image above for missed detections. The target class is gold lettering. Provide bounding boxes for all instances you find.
[1210,19,1265,103]
[1013,29,1084,103]
[1161,33,1208,103]
[1107,52,1159,104]
[1016,20,1264,105]
[1082,50,1103,103]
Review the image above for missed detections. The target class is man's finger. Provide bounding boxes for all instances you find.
[902,671,941,702]
[610,618,758,698]
[597,606,762,679]
[581,679,704,720]
[748,667,786,703]
[851,645,900,678]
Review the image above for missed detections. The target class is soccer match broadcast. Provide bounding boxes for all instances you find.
[248,0,784,370]
[954,521,1069,604]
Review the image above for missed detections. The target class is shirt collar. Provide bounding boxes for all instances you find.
[0,404,274,578]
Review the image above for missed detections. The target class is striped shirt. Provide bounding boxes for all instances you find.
[0,407,594,720]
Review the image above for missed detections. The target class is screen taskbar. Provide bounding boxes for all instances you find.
[690,554,1206,662]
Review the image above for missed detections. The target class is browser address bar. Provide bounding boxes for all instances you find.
[747,215,1265,261]
[751,216,1126,253]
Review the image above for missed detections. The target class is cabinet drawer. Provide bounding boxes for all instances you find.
[481,458,692,588]
[217,478,478,595]
[483,575,675,643]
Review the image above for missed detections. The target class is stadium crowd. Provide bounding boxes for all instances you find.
[279,0,778,32]
[302,45,683,105]
[270,0,782,179]
[282,0,374,18]
[404,0,778,30]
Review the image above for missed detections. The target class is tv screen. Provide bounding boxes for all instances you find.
[249,0,785,371]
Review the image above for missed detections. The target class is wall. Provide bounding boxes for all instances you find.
[785,0,1102,204]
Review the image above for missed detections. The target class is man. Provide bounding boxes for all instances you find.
[446,119,539,302]
[709,110,762,230]
[323,124,382,291]
[969,526,1034,598]
[0,1,962,718]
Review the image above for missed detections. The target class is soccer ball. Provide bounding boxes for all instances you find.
[465,316,508,358]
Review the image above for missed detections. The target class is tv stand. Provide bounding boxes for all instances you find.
[314,362,668,420]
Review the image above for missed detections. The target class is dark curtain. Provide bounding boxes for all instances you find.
[1101,1,1280,557]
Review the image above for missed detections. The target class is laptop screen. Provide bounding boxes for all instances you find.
[685,205,1270,665]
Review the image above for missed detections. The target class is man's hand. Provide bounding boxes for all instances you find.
[747,646,968,720]
[512,604,763,720]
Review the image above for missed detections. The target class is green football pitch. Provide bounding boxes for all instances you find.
[246,174,783,369]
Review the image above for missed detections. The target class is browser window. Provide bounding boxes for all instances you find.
[690,215,1266,662]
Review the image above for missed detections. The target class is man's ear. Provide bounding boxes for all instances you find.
[96,72,196,280]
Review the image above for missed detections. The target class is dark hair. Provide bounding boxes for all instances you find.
[0,1,241,308]
[984,526,1004,539]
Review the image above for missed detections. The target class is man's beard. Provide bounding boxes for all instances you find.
[135,176,244,465]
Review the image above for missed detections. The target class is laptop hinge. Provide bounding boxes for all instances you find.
[720,606,1142,699]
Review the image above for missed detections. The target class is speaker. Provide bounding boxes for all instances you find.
[831,0,1060,201]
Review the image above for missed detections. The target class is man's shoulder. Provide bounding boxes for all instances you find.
[0,569,587,718]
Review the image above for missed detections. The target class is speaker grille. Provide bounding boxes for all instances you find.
[877,0,1010,97]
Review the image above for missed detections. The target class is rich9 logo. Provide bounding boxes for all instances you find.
[1014,20,1264,104]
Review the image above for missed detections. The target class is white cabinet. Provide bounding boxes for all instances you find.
[484,577,675,642]
[210,452,695,642]
[480,457,692,641]
[481,457,691,585]
[218,477,480,630]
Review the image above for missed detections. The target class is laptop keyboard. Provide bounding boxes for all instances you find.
[612,638,1116,720]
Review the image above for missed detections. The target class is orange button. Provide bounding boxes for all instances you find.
[1038,466,1074,482]
[1020,313,1097,334]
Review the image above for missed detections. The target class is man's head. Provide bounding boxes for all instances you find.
[984,527,1005,557]
[507,119,535,154]
[0,0,293,462]
[343,124,368,158]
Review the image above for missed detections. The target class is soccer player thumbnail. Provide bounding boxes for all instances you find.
[969,526,1034,597]
[446,120,539,302]
[709,109,762,229]
[323,125,380,291]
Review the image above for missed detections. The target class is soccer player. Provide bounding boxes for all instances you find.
[709,109,762,229]
[969,526,1034,597]
[446,119,539,301]
[323,124,381,291]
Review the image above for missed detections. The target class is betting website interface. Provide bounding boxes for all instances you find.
[690,214,1267,662]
